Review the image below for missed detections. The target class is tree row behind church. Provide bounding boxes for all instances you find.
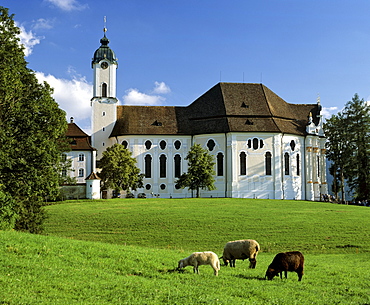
[324,93,370,201]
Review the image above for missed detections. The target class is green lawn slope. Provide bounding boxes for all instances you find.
[0,198,369,304]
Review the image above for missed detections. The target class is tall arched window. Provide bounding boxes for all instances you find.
[240,152,247,175]
[78,168,84,177]
[265,152,272,176]
[174,154,181,178]
[317,155,320,177]
[102,83,107,97]
[217,152,224,176]
[145,154,152,178]
[160,154,167,178]
[78,153,84,161]
[284,152,290,175]
[297,154,300,176]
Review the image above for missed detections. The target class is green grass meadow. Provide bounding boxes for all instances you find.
[1,198,369,304]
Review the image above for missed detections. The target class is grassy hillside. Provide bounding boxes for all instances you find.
[0,199,369,304]
[44,198,370,254]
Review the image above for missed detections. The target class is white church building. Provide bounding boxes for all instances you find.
[78,30,327,200]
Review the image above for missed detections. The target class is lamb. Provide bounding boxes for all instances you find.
[221,239,260,268]
[178,251,220,276]
[265,251,304,281]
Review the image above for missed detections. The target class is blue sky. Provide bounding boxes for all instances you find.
[3,0,370,133]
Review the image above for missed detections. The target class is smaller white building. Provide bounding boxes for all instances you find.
[62,118,99,199]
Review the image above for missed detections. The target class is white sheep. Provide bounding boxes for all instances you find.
[178,251,220,276]
[221,239,260,268]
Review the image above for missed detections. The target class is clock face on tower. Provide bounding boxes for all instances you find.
[100,62,108,69]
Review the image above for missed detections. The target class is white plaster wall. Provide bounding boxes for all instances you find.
[64,150,93,184]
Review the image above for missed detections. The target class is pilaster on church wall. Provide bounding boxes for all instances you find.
[319,137,328,194]
[226,133,234,197]
[305,135,314,200]
[273,134,283,199]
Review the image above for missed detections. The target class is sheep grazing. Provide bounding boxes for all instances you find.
[178,251,220,276]
[265,251,304,281]
[221,239,260,268]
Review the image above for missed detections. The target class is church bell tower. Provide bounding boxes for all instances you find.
[91,25,118,160]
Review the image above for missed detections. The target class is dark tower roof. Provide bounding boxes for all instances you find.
[92,32,117,67]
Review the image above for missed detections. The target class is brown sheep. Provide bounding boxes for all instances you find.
[221,239,260,268]
[265,251,304,281]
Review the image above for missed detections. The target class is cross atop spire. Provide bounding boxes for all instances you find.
[103,16,107,33]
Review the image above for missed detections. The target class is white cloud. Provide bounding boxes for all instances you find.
[16,23,41,57]
[123,81,170,106]
[32,18,54,30]
[123,88,165,106]
[153,81,171,94]
[321,106,339,119]
[45,0,88,11]
[35,71,92,132]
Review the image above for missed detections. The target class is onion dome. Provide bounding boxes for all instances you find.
[92,30,117,67]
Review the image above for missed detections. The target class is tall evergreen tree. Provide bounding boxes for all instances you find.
[0,7,68,232]
[324,112,350,202]
[324,93,370,201]
[342,94,370,200]
[175,143,216,198]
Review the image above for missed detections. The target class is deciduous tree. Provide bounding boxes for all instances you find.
[0,7,68,232]
[99,144,144,194]
[175,143,216,197]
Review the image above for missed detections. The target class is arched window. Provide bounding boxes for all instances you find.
[160,140,166,150]
[78,153,84,161]
[284,153,290,175]
[78,168,84,177]
[160,154,167,178]
[265,152,272,176]
[217,152,224,176]
[240,152,246,175]
[145,154,152,178]
[122,140,128,149]
[145,140,152,150]
[102,83,107,97]
[174,140,181,150]
[290,140,296,151]
[317,155,320,177]
[174,154,181,178]
[253,138,259,150]
[207,139,215,151]
[297,154,300,176]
